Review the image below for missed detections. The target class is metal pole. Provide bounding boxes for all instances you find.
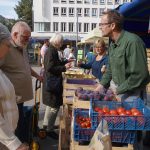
[76,8,78,49]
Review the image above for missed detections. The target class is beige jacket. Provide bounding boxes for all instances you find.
[0,70,21,150]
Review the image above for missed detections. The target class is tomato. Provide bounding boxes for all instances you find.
[103,107,110,113]
[110,110,118,115]
[119,112,126,116]
[117,107,125,114]
[132,111,142,116]
[125,110,132,116]
[131,108,138,113]
[80,122,86,128]
[98,109,104,115]
[94,107,102,112]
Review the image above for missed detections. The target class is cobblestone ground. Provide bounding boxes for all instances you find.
[24,65,150,150]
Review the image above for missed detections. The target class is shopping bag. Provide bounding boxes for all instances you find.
[88,119,112,150]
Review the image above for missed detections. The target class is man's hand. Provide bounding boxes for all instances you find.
[68,58,76,63]
[16,143,29,150]
[94,84,104,93]
[65,63,72,69]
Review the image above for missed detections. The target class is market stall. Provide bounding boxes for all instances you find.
[58,68,149,150]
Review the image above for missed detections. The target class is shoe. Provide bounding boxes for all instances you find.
[47,131,59,140]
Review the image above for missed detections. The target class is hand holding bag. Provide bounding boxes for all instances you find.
[46,76,61,93]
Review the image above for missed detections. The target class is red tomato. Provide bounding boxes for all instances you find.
[94,107,102,112]
[132,111,142,116]
[119,112,126,116]
[110,110,118,115]
[117,107,125,114]
[131,108,138,113]
[103,107,110,113]
[98,109,104,115]
[80,122,86,128]
[125,110,132,116]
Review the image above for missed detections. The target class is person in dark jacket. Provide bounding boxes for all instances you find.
[78,39,108,80]
[42,33,71,139]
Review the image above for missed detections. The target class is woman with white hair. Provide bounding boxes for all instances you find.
[42,33,71,139]
[0,23,29,150]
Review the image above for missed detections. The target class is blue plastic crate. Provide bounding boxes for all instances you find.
[74,109,95,141]
[74,109,137,144]
[90,98,150,130]
[110,130,136,144]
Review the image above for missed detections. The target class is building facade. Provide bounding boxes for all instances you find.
[32,0,131,41]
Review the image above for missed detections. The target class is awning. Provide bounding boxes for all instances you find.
[117,0,150,47]
[81,27,109,44]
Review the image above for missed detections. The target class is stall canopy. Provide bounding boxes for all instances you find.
[80,27,109,44]
[117,0,150,47]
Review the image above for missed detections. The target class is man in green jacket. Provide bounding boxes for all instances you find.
[96,10,149,102]
[95,9,150,146]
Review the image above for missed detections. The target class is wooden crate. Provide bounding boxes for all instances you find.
[73,96,90,109]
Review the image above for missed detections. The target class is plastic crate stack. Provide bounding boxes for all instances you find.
[73,98,150,144]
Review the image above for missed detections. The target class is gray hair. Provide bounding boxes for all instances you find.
[11,21,31,35]
[50,33,63,48]
[0,23,10,43]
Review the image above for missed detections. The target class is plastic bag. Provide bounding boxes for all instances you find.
[88,119,112,150]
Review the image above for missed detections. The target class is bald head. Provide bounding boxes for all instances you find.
[11,21,31,35]
[11,21,31,49]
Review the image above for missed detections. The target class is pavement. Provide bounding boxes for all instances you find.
[24,66,150,150]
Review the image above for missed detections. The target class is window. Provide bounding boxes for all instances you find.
[99,8,105,16]
[61,0,66,3]
[69,22,74,32]
[115,0,120,4]
[84,0,90,4]
[92,0,98,4]
[84,8,90,17]
[61,22,66,32]
[53,7,59,16]
[123,0,129,2]
[92,8,97,17]
[78,23,82,32]
[53,22,59,32]
[44,22,50,31]
[77,8,82,17]
[91,23,96,30]
[53,0,59,3]
[61,7,67,16]
[107,0,112,4]
[69,8,74,16]
[77,0,82,3]
[69,0,75,3]
[84,23,89,32]
[100,0,105,4]
[34,22,50,32]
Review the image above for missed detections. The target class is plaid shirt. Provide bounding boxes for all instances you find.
[0,70,21,150]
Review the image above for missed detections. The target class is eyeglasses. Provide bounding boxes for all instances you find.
[99,22,112,26]
[20,34,31,40]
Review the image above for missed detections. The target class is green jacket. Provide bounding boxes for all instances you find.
[100,30,149,94]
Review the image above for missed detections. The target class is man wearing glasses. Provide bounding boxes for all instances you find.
[95,10,150,146]
[0,21,42,144]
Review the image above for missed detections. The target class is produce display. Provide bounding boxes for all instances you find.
[65,68,95,79]
[90,99,150,130]
[75,87,115,101]
[76,115,91,128]
[94,106,143,116]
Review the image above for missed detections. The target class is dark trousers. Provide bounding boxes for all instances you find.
[15,103,32,143]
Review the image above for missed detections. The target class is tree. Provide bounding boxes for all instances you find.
[14,0,33,30]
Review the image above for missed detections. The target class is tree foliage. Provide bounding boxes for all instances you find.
[14,0,33,30]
